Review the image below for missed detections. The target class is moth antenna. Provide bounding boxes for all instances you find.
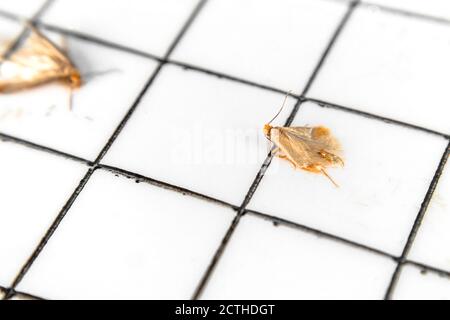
[321,169,339,188]
[267,90,292,125]
[82,69,122,83]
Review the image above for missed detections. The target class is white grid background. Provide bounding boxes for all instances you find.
[0,0,449,300]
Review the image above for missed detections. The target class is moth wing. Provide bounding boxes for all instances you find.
[11,29,70,70]
[0,67,63,92]
[271,128,316,168]
[27,27,74,67]
[0,29,72,92]
[283,126,341,153]
[274,127,342,168]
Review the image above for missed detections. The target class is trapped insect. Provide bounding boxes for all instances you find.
[0,22,82,110]
[264,93,344,187]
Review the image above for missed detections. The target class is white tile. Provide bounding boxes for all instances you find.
[366,0,450,21]
[17,170,235,300]
[202,215,395,300]
[41,0,200,56]
[409,162,450,271]
[0,29,158,160]
[0,0,46,18]
[393,264,450,300]
[172,0,348,94]
[0,141,87,286]
[248,102,448,255]
[103,64,296,205]
[309,6,450,134]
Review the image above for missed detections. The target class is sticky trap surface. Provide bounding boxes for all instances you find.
[0,0,449,300]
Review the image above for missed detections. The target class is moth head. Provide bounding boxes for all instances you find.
[263,124,272,139]
[68,70,82,88]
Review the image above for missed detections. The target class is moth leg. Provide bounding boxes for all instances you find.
[318,150,344,167]
[303,165,339,187]
[321,169,339,188]
[302,164,322,173]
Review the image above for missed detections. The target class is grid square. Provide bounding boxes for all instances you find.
[409,161,450,271]
[0,0,46,18]
[0,28,158,160]
[393,264,450,299]
[309,6,450,134]
[102,64,296,205]
[17,170,235,300]
[247,102,448,255]
[0,141,87,287]
[202,215,396,299]
[40,0,200,56]
[366,0,450,21]
[172,0,348,94]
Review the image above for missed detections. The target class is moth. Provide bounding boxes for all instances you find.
[264,93,344,187]
[0,23,82,109]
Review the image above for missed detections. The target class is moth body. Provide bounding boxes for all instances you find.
[264,123,344,187]
[0,23,82,108]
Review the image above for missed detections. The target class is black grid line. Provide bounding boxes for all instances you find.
[99,164,239,211]
[4,0,209,298]
[362,1,450,26]
[93,0,208,164]
[405,261,450,280]
[34,20,293,97]
[300,2,360,97]
[306,98,450,139]
[39,22,164,63]
[191,0,360,300]
[6,168,95,298]
[384,141,450,300]
[0,132,92,165]
[245,209,398,261]
[0,0,448,300]
[3,288,46,300]
[33,20,291,97]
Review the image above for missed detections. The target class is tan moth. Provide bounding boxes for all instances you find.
[264,93,344,187]
[0,23,82,109]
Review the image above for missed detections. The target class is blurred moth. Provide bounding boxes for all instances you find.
[0,23,82,109]
[264,93,344,187]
